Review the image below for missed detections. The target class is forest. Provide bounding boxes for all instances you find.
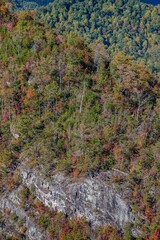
[0,0,160,239]
[13,0,160,78]
[13,0,53,9]
[36,0,160,77]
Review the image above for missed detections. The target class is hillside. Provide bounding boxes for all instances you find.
[35,0,160,77]
[13,1,160,76]
[0,1,160,240]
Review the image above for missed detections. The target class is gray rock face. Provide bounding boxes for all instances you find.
[20,167,135,229]
[10,125,20,139]
[0,192,44,240]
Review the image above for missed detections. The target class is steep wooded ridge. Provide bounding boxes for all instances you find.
[0,1,160,240]
[13,0,160,77]
[36,0,160,77]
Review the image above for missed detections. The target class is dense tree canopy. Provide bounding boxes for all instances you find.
[0,1,160,240]
[35,0,160,77]
[13,0,54,10]
[13,0,160,76]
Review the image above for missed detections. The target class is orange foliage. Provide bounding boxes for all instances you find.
[113,144,123,161]
[6,21,14,30]
[136,131,147,148]
[133,185,139,199]
[23,88,36,104]
[17,10,36,20]
[145,207,152,221]
[7,177,15,190]
[55,104,61,113]
[71,156,77,165]
[58,232,66,240]
[73,169,79,177]
[148,229,160,240]
[2,111,9,122]
[34,201,45,214]
[0,5,7,13]
[4,207,9,217]
[84,52,90,64]
[98,225,120,240]
[58,224,70,240]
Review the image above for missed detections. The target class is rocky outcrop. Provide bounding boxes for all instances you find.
[0,190,44,240]
[10,125,20,139]
[20,166,135,229]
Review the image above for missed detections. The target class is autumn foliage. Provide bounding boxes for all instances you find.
[0,3,160,240]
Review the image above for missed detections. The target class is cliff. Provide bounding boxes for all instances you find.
[0,165,135,239]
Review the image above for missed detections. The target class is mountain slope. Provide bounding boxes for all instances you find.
[36,0,160,76]
[0,1,160,240]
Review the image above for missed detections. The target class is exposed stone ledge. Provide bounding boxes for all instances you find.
[0,191,44,240]
[20,166,135,229]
